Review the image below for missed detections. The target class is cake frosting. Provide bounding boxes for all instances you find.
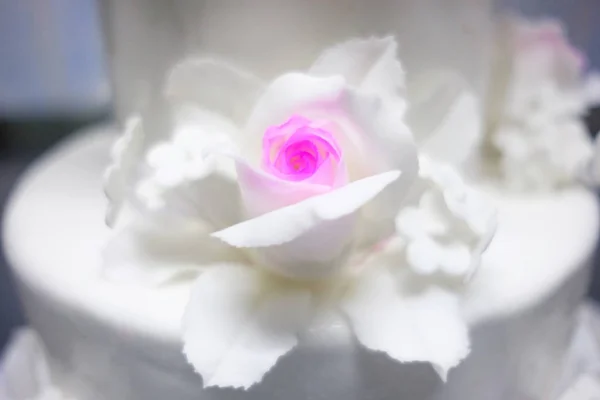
[3,1,600,399]
[3,126,597,400]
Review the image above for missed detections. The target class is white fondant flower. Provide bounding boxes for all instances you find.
[104,37,496,388]
[0,329,71,400]
[106,37,419,283]
[396,157,496,277]
[485,16,596,191]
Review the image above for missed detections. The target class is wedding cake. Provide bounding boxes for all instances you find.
[2,1,599,400]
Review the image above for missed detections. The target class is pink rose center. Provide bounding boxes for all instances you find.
[262,115,345,187]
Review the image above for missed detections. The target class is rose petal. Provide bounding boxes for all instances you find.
[243,73,346,162]
[182,265,312,389]
[1,329,51,399]
[165,58,264,127]
[103,222,243,286]
[342,268,469,380]
[420,91,480,166]
[215,170,400,248]
[213,170,400,280]
[235,158,331,217]
[309,36,405,103]
[345,90,418,220]
[104,116,144,227]
[405,71,481,166]
[266,128,343,185]
[244,72,417,220]
[308,37,418,209]
[307,155,347,187]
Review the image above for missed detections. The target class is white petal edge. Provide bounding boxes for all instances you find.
[406,71,481,166]
[307,37,417,203]
[165,58,264,127]
[213,170,400,248]
[346,89,418,220]
[342,268,470,380]
[182,265,312,389]
[420,91,481,167]
[104,116,144,227]
[309,36,405,102]
[234,156,330,218]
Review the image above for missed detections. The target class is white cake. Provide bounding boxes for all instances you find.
[103,0,492,121]
[3,1,600,400]
[4,126,597,400]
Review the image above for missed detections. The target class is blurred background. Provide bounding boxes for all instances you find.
[0,0,599,352]
[0,0,111,350]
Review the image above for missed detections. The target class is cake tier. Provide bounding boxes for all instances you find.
[102,0,492,121]
[4,127,599,400]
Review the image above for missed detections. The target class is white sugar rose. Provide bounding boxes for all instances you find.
[485,16,598,191]
[104,37,496,388]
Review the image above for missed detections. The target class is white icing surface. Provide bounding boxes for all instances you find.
[467,184,599,322]
[3,126,599,400]
[103,0,492,121]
